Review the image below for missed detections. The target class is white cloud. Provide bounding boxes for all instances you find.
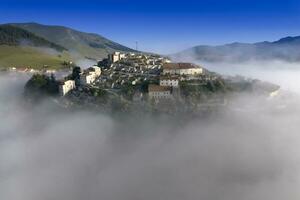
[1,68,300,200]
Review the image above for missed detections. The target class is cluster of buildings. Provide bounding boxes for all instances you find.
[98,52,172,90]
[59,66,101,96]
[108,51,126,63]
[162,63,203,75]
[80,66,102,85]
[148,62,204,102]
[104,52,171,70]
[57,52,214,102]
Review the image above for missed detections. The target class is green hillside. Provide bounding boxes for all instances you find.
[0,24,71,69]
[0,25,66,51]
[11,23,136,60]
[0,22,136,70]
[0,45,70,69]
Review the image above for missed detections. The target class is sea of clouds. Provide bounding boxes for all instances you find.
[1,61,300,200]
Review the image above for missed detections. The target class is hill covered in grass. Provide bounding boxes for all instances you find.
[0,45,71,70]
[0,25,66,52]
[0,25,71,69]
[11,22,136,60]
[0,22,136,69]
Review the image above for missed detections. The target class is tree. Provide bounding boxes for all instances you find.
[72,66,81,79]
[98,58,111,69]
[71,66,81,86]
[24,74,59,101]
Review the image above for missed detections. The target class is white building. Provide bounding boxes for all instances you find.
[80,72,96,85]
[59,80,76,96]
[46,69,56,74]
[162,63,203,75]
[108,52,126,63]
[80,66,101,85]
[159,77,179,88]
[91,66,101,76]
[148,84,172,100]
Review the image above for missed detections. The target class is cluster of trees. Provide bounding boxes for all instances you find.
[97,58,111,69]
[24,74,59,101]
[180,79,227,99]
[24,66,84,102]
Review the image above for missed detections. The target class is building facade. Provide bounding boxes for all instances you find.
[80,72,96,85]
[92,66,101,76]
[108,52,126,63]
[159,77,179,88]
[80,66,101,85]
[148,84,172,100]
[59,80,76,96]
[162,63,203,75]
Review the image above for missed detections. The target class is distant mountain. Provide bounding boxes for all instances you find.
[0,25,66,51]
[10,23,135,60]
[173,36,300,62]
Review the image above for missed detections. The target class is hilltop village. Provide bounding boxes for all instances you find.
[24,51,279,114]
[59,52,217,97]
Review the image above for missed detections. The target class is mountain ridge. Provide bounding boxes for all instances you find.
[173,36,300,62]
[0,22,136,69]
[8,22,136,60]
[0,24,66,51]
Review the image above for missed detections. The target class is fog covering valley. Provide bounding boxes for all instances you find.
[1,61,300,200]
[203,60,300,93]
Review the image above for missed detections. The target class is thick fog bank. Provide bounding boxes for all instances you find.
[199,60,300,94]
[1,72,300,200]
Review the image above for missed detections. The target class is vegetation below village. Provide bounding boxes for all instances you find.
[24,73,59,101]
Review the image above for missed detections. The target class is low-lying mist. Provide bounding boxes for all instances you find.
[1,63,300,200]
[201,60,300,93]
[172,52,300,93]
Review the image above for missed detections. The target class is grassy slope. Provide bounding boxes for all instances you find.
[0,23,136,70]
[0,25,66,51]
[0,45,71,70]
[12,23,135,60]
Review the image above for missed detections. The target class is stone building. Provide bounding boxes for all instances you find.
[162,63,203,75]
[80,66,101,85]
[108,52,126,63]
[59,80,76,96]
[148,84,172,100]
[159,76,179,88]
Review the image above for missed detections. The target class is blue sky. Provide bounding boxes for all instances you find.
[1,0,300,53]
